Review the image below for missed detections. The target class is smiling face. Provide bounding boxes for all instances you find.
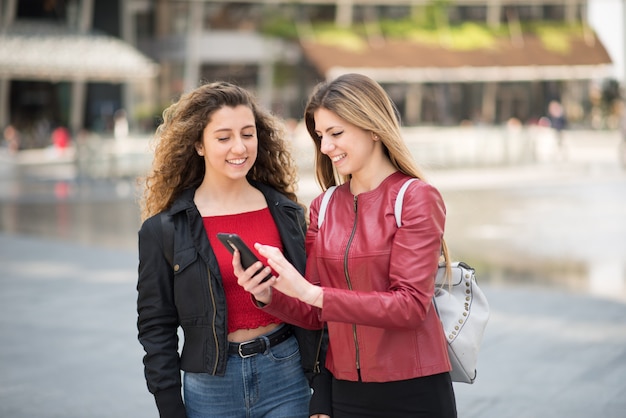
[313,107,379,178]
[195,105,257,183]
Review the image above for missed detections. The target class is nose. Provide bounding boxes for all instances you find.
[232,135,247,153]
[319,135,334,155]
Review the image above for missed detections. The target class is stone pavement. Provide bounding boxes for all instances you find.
[1,231,625,418]
[1,128,625,417]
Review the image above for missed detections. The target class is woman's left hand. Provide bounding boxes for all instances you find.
[232,249,275,305]
[255,244,323,307]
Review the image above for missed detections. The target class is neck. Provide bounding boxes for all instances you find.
[350,159,396,195]
[194,179,265,216]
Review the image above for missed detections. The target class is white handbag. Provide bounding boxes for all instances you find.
[318,179,490,384]
[433,260,489,383]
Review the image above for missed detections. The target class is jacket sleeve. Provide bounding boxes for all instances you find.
[137,215,187,418]
[320,181,446,329]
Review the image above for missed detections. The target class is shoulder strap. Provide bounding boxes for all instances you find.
[160,212,174,268]
[319,180,416,229]
[394,178,418,227]
[317,186,337,228]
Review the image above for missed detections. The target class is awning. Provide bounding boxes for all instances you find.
[301,32,613,83]
[326,64,613,83]
[0,21,159,82]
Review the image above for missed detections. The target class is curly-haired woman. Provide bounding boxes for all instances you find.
[137,81,330,418]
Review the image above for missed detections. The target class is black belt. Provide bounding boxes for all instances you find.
[228,325,293,358]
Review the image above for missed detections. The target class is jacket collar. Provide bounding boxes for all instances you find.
[167,180,298,216]
[168,188,195,216]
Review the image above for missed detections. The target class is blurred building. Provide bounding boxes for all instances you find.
[133,0,613,127]
[0,0,617,148]
[0,0,158,149]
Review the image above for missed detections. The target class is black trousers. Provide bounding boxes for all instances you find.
[332,372,457,418]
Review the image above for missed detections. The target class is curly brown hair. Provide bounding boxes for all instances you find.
[139,81,301,221]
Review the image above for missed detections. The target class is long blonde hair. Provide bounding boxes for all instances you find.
[304,73,426,190]
[303,73,450,266]
[139,81,300,221]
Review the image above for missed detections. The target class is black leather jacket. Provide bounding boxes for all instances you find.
[137,182,330,418]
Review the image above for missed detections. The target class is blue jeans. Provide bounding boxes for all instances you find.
[183,332,310,418]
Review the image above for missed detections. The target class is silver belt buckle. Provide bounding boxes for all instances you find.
[237,340,257,358]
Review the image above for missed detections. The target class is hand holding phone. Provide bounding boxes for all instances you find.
[216,233,272,283]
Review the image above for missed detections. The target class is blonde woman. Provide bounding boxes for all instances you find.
[235,73,457,417]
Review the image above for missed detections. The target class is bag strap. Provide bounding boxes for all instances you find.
[317,185,337,228]
[397,178,449,269]
[318,179,417,229]
[160,212,174,268]
[395,178,418,227]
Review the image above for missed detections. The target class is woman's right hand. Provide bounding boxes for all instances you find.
[255,244,324,307]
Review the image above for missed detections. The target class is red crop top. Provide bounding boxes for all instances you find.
[203,208,283,334]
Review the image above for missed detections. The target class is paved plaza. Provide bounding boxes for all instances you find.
[1,233,625,418]
[1,128,625,417]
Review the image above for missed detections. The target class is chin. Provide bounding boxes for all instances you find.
[335,165,350,176]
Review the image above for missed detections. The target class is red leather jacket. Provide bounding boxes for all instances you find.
[264,171,451,382]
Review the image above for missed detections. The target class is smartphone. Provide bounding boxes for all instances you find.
[216,233,272,283]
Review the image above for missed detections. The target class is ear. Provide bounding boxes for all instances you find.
[371,132,380,141]
[195,143,204,156]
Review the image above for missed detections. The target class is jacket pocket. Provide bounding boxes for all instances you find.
[173,247,205,320]
[173,246,197,274]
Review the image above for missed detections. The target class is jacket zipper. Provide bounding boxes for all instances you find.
[344,194,361,380]
[207,269,219,374]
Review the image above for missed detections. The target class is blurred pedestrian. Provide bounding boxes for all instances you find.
[3,124,20,154]
[114,109,129,141]
[51,126,70,155]
[548,100,567,159]
[618,98,626,169]
[136,81,329,418]
[234,73,457,417]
